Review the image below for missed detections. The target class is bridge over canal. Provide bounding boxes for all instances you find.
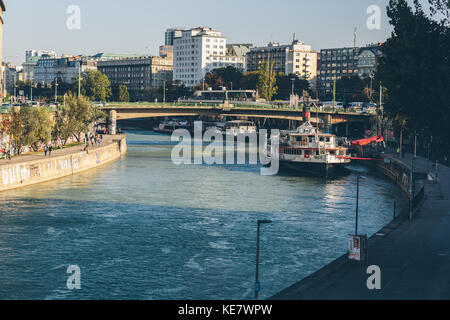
[101,102,375,135]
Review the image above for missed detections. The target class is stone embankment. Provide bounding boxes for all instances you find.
[0,135,126,192]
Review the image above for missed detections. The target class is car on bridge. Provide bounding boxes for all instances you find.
[321,101,344,110]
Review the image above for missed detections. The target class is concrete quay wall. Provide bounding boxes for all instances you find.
[0,136,127,192]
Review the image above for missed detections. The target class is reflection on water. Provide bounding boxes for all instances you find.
[0,130,407,299]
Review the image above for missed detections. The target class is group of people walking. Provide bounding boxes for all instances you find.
[83,133,103,153]
[44,144,53,157]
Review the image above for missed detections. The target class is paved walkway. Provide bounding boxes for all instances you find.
[0,135,123,166]
[272,152,450,300]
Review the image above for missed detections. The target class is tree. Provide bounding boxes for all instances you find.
[54,93,105,144]
[212,66,243,89]
[0,119,10,135]
[239,71,260,90]
[335,76,368,103]
[9,106,52,153]
[155,81,191,102]
[76,70,112,102]
[429,0,450,23]
[274,73,311,100]
[204,72,223,90]
[378,0,450,159]
[118,85,130,102]
[257,60,278,101]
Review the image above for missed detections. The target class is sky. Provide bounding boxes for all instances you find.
[2,0,415,66]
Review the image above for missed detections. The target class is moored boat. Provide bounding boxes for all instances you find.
[280,119,351,178]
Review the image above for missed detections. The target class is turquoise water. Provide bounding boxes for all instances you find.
[0,130,406,299]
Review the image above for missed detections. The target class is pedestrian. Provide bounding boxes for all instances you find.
[44,145,48,157]
[100,134,103,145]
[49,145,53,157]
[7,149,11,160]
[84,143,89,154]
[396,147,400,158]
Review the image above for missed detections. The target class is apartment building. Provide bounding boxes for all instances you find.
[3,62,17,94]
[26,50,56,62]
[98,55,173,100]
[151,56,173,89]
[247,40,318,89]
[319,43,382,95]
[34,56,97,86]
[357,43,383,78]
[165,28,184,46]
[173,27,244,87]
[0,0,5,70]
[98,57,152,101]
[319,47,360,95]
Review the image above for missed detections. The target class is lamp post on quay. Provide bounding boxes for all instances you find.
[255,219,272,299]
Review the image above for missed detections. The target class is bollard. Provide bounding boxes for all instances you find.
[393,200,396,220]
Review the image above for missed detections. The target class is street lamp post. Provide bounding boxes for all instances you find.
[163,80,166,105]
[255,219,272,300]
[355,175,366,235]
[78,61,81,97]
[14,81,17,103]
[54,78,59,104]
[409,157,415,220]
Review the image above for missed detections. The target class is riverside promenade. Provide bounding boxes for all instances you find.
[273,152,450,300]
[0,135,120,166]
[0,135,127,191]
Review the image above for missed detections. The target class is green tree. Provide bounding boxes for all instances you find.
[335,76,368,103]
[118,85,130,102]
[76,70,112,102]
[429,0,450,23]
[257,60,278,101]
[204,72,223,90]
[239,71,259,90]
[274,73,311,100]
[155,81,192,102]
[54,93,105,144]
[212,66,243,89]
[378,0,450,159]
[9,106,52,153]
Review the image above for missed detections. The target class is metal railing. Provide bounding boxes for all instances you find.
[102,101,372,115]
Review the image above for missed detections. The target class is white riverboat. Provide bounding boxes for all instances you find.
[153,118,189,133]
[280,121,351,177]
[223,120,257,137]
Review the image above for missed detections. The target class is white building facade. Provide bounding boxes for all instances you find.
[247,40,318,90]
[173,27,244,87]
[25,50,56,62]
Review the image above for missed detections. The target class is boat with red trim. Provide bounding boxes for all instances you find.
[279,120,351,178]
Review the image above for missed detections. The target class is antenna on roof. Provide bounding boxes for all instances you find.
[293,33,296,43]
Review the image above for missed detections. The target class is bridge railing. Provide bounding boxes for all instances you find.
[101,101,375,115]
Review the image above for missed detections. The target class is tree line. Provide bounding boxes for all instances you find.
[5,93,105,155]
[376,0,450,161]
[16,63,313,104]
[193,64,311,101]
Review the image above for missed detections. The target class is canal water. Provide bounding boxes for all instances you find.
[0,128,407,299]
